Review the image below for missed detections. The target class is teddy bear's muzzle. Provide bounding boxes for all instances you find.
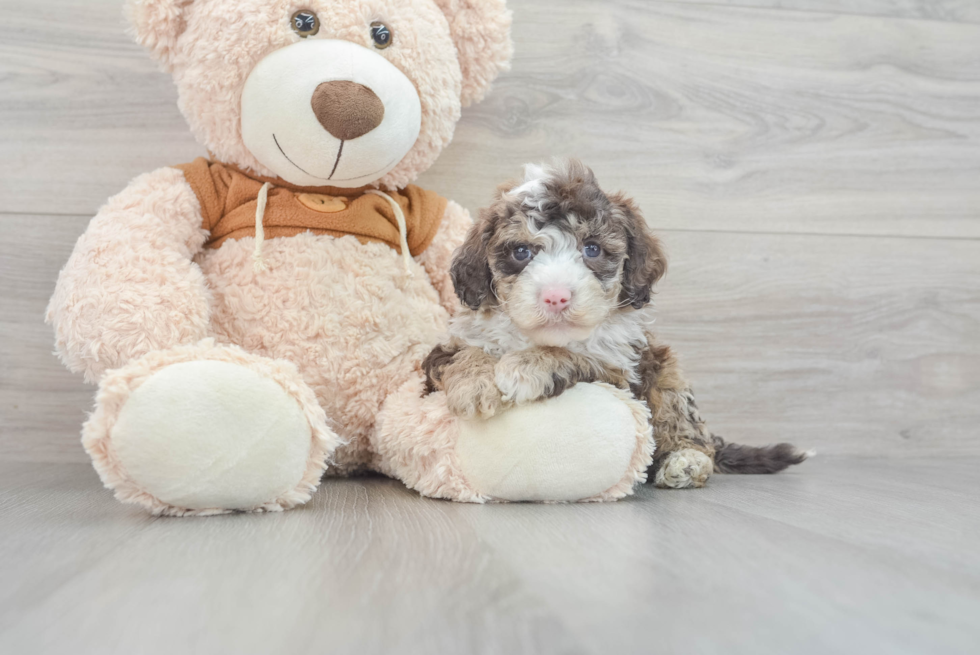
[239,38,422,189]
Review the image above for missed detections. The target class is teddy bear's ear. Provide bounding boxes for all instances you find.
[125,0,193,69]
[433,0,514,107]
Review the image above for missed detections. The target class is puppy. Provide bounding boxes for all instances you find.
[424,159,809,488]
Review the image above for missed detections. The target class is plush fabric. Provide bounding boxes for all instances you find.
[374,381,654,503]
[456,383,651,502]
[175,158,447,253]
[432,0,514,107]
[195,229,450,474]
[46,167,211,383]
[83,341,339,516]
[373,378,488,503]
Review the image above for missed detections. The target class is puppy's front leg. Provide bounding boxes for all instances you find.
[495,348,619,405]
[425,343,506,419]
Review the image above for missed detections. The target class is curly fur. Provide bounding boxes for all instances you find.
[45,167,211,383]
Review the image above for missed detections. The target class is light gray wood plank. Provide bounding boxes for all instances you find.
[0,0,204,213]
[0,463,586,655]
[424,0,980,238]
[664,0,980,23]
[460,458,980,655]
[2,1,980,239]
[696,455,980,577]
[0,215,92,463]
[1,459,978,655]
[4,215,979,462]
[654,230,980,458]
[0,463,155,610]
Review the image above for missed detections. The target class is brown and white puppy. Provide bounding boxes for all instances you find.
[425,159,809,488]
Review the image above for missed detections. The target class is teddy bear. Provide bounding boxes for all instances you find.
[46,0,654,516]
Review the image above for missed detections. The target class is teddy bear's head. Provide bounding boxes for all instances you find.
[128,0,512,189]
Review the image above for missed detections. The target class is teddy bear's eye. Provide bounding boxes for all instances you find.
[291,10,320,38]
[370,22,393,49]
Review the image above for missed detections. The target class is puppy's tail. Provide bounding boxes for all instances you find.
[711,435,813,474]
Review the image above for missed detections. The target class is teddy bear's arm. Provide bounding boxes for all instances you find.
[416,200,472,314]
[46,167,212,384]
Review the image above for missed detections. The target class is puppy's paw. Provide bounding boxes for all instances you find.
[446,377,505,419]
[654,449,713,489]
[494,353,556,405]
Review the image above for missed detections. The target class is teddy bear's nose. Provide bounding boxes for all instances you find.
[311,80,385,141]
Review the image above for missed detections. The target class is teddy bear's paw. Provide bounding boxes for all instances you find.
[456,383,650,502]
[494,353,556,405]
[446,375,505,419]
[84,347,339,515]
[654,449,714,489]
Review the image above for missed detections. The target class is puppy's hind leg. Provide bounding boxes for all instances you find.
[649,388,716,489]
[635,343,716,489]
[638,342,810,488]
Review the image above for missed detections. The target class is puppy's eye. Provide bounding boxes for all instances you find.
[583,244,602,258]
[371,22,393,49]
[291,10,320,37]
[513,245,532,262]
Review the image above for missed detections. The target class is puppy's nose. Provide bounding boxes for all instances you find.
[541,286,571,313]
[311,81,385,140]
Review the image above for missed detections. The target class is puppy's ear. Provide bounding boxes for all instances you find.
[612,193,667,309]
[451,215,494,310]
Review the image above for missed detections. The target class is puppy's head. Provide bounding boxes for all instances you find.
[451,159,666,346]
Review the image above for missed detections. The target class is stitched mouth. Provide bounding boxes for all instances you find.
[273,134,398,183]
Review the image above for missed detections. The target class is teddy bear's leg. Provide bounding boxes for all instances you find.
[83,340,340,516]
[374,379,654,503]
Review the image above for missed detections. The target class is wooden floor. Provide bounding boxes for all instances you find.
[1,458,978,654]
[1,0,979,653]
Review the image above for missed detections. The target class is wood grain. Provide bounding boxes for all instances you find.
[2,0,979,238]
[664,0,980,23]
[0,216,93,462]
[1,458,978,655]
[654,230,980,458]
[0,0,204,214]
[462,457,980,654]
[425,0,980,237]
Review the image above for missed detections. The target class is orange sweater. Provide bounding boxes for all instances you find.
[174,158,447,255]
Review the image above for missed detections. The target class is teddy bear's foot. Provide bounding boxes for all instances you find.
[375,380,654,503]
[83,341,339,516]
[654,449,714,489]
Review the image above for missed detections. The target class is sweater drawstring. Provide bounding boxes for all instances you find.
[253,182,272,272]
[253,185,412,276]
[366,189,414,277]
